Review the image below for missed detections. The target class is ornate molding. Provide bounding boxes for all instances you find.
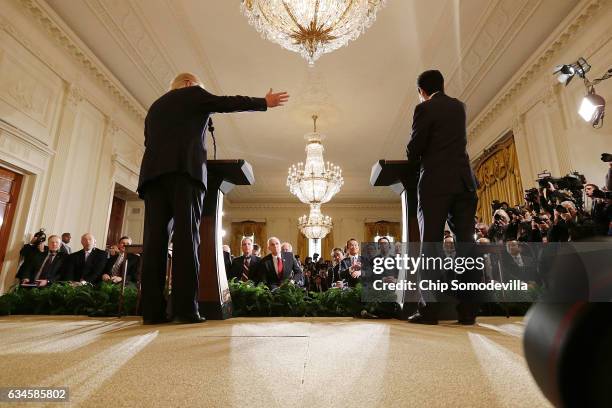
[85,0,175,94]
[468,0,608,140]
[65,83,84,107]
[17,0,146,122]
[0,119,54,172]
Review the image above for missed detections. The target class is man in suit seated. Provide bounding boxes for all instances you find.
[66,233,108,285]
[18,235,67,287]
[502,240,539,285]
[102,236,139,286]
[339,238,366,287]
[229,237,261,282]
[257,237,303,290]
[326,247,345,288]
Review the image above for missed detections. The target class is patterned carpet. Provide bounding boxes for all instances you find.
[0,315,550,407]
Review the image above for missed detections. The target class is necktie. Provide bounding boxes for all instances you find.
[111,253,125,276]
[241,256,250,281]
[276,256,283,280]
[35,253,55,280]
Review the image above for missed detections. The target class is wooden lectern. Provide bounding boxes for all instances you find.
[370,159,421,317]
[199,159,254,319]
[370,160,420,243]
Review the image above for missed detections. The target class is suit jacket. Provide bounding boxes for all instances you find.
[406,92,477,196]
[257,252,303,289]
[137,86,267,197]
[326,263,343,287]
[103,253,140,283]
[19,251,67,283]
[339,255,367,287]
[66,248,108,283]
[229,254,261,282]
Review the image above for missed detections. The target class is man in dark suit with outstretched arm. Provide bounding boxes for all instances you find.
[137,72,289,324]
[406,70,479,325]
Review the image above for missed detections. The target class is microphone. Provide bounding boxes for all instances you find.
[208,117,217,160]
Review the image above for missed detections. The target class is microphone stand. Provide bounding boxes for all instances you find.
[208,117,216,160]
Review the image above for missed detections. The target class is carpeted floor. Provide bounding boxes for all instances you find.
[0,315,550,407]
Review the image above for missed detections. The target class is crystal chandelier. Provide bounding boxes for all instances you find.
[287,115,343,205]
[240,0,386,65]
[298,204,333,239]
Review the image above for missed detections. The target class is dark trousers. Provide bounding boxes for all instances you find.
[417,190,479,318]
[142,173,204,320]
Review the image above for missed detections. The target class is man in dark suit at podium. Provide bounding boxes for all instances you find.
[137,72,289,324]
[406,70,479,325]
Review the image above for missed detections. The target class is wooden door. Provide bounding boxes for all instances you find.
[106,196,126,247]
[0,168,23,265]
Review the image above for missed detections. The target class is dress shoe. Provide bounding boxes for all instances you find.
[142,316,172,325]
[174,313,206,324]
[457,318,476,325]
[407,312,438,325]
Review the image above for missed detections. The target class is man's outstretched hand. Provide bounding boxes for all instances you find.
[265,88,289,108]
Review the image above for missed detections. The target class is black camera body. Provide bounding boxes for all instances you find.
[32,228,46,245]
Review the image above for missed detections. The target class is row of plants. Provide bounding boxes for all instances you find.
[0,280,528,317]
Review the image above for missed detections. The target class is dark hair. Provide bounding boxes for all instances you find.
[417,70,444,95]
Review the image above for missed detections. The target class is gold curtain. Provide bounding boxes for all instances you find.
[296,230,308,259]
[230,221,267,256]
[321,229,334,261]
[474,133,523,223]
[363,221,401,242]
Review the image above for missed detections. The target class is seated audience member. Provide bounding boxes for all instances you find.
[327,248,345,288]
[65,233,108,285]
[310,273,328,292]
[339,238,366,287]
[229,237,261,282]
[376,237,398,283]
[475,223,489,240]
[252,243,261,257]
[503,240,539,284]
[102,236,139,285]
[59,232,72,254]
[18,235,67,287]
[257,237,302,289]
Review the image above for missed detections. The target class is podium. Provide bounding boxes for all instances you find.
[370,160,420,243]
[198,159,254,319]
[370,159,421,317]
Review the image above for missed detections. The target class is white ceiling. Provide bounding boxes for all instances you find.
[47,0,578,204]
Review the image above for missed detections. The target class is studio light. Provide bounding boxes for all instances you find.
[578,90,605,127]
[554,58,611,128]
[553,57,591,86]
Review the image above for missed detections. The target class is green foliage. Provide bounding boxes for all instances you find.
[0,283,138,317]
[228,279,398,318]
[0,280,525,318]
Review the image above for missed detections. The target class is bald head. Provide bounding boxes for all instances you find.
[81,233,96,251]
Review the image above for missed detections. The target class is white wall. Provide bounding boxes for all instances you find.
[0,1,145,293]
[223,202,402,254]
[468,0,612,191]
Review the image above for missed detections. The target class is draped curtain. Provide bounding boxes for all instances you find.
[296,230,308,259]
[321,229,335,261]
[363,221,401,242]
[230,221,267,256]
[474,133,523,223]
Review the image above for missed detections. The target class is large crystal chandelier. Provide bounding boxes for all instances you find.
[287,115,343,205]
[298,204,333,239]
[240,0,386,65]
